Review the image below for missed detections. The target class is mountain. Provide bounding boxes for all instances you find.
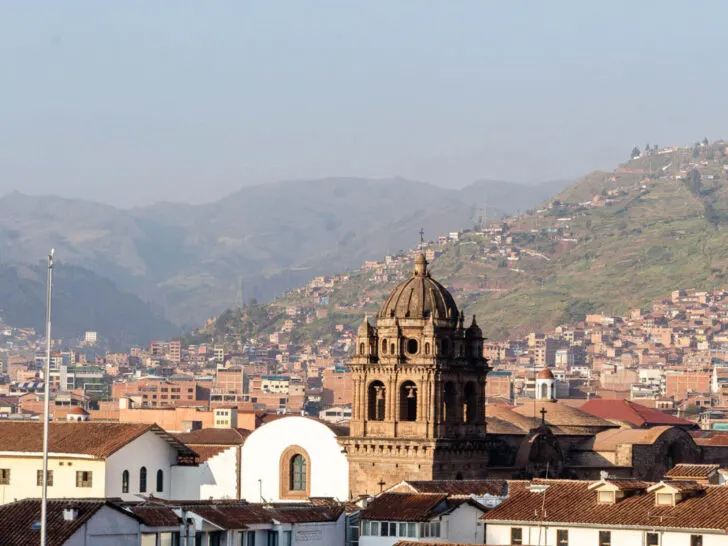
[0,177,567,327]
[0,263,178,349]
[201,142,728,344]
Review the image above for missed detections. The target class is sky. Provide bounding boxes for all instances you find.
[1,1,727,207]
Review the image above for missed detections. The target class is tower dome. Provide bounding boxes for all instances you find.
[537,368,555,380]
[378,253,459,321]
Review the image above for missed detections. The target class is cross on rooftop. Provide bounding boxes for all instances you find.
[378,479,386,492]
[540,407,547,425]
[419,228,425,247]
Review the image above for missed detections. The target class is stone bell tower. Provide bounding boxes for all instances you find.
[340,252,492,497]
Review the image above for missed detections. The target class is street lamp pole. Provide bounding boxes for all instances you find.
[40,249,54,546]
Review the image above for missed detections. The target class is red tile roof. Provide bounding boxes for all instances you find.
[0,422,196,459]
[483,479,728,531]
[0,499,137,546]
[173,427,250,446]
[579,399,696,428]
[361,493,450,522]
[391,480,508,497]
[665,464,720,479]
[690,430,728,446]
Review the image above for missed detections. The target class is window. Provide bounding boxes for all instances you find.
[157,469,164,492]
[599,531,611,546]
[265,531,278,546]
[140,466,147,493]
[510,527,523,545]
[421,521,440,538]
[290,455,306,491]
[370,522,379,536]
[656,493,674,506]
[282,531,292,546]
[241,532,256,546]
[381,522,397,536]
[407,522,416,537]
[0,469,8,485]
[76,471,93,488]
[382,340,387,354]
[691,535,703,546]
[407,338,418,354]
[122,470,129,493]
[210,532,223,546]
[646,533,659,546]
[361,521,370,536]
[425,342,431,355]
[557,529,568,545]
[36,470,53,487]
[159,533,179,546]
[598,491,615,504]
[443,381,457,422]
[359,343,365,355]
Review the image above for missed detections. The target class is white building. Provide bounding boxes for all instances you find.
[359,491,486,545]
[0,422,198,504]
[0,498,180,546]
[484,478,728,546]
[240,416,349,502]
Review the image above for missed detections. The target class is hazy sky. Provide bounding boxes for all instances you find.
[1,1,727,207]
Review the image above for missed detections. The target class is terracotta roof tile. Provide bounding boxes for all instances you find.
[483,479,728,531]
[0,422,159,458]
[173,428,250,446]
[128,506,181,527]
[394,480,508,497]
[0,499,134,546]
[690,430,728,446]
[665,464,720,479]
[191,445,233,463]
[361,493,449,522]
[580,399,697,428]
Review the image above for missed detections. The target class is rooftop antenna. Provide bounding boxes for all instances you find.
[419,228,425,250]
[40,248,54,546]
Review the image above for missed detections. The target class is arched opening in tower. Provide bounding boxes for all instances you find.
[368,380,386,421]
[400,381,417,421]
[463,381,477,424]
[443,381,457,422]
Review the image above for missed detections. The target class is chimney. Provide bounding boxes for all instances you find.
[63,505,78,522]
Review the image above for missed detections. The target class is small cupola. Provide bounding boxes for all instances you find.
[647,481,704,507]
[588,478,649,505]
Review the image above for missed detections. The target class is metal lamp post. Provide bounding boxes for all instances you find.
[40,249,54,546]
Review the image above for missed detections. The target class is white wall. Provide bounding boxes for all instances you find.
[170,447,238,501]
[445,504,484,544]
[241,417,349,502]
[486,523,728,546]
[293,519,345,546]
[0,456,106,504]
[64,505,139,546]
[106,430,180,501]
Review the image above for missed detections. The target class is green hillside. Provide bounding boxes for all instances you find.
[190,141,728,345]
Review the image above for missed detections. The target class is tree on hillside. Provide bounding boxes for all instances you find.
[631,146,641,159]
[684,169,702,195]
[645,143,651,153]
[703,137,709,146]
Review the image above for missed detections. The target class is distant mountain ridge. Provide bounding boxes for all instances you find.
[0,263,178,349]
[0,177,566,330]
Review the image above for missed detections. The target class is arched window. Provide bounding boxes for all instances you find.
[139,467,147,493]
[122,470,129,494]
[156,469,164,493]
[368,381,386,421]
[406,339,418,354]
[463,382,477,424]
[382,340,387,354]
[290,455,307,491]
[279,446,311,500]
[390,343,395,354]
[425,342,431,355]
[359,342,365,355]
[443,382,457,422]
[399,381,417,422]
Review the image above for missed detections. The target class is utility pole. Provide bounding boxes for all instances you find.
[40,249,54,546]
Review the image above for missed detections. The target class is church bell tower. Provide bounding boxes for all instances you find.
[340,252,492,497]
